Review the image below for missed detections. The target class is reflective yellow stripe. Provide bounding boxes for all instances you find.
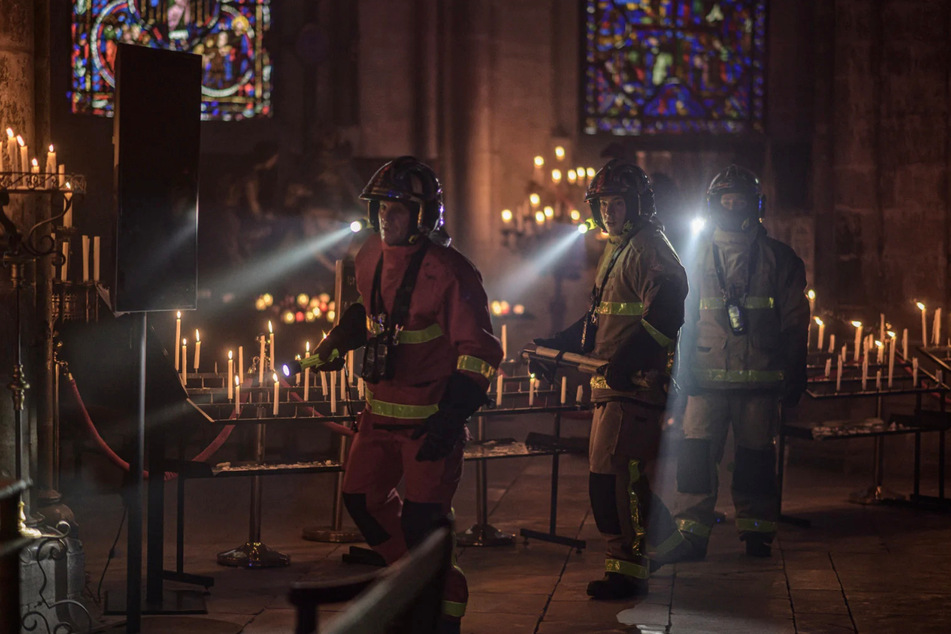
[605,557,649,580]
[693,369,784,383]
[699,296,775,310]
[589,374,651,391]
[641,319,674,349]
[590,375,609,389]
[736,518,777,534]
[676,518,711,538]
[651,529,686,557]
[366,320,444,344]
[442,600,466,618]
[365,389,438,420]
[456,355,496,379]
[594,301,644,316]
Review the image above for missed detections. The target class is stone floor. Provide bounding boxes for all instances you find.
[53,411,951,633]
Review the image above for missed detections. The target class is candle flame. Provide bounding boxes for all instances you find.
[30,158,38,168]
[888,331,896,338]
[544,206,554,218]
[236,376,241,387]
[177,311,181,319]
[917,302,926,311]
[533,155,544,167]
[183,338,187,345]
[65,182,72,191]
[195,329,200,342]
[586,167,596,178]
[501,208,513,222]
[814,317,823,326]
[16,135,24,147]
[268,320,273,333]
[306,341,311,352]
[807,289,815,300]
[228,350,233,360]
[6,128,13,140]
[273,373,278,382]
[551,169,562,183]
[851,321,862,328]
[554,146,565,159]
[321,331,328,340]
[49,144,54,152]
[875,340,883,348]
[529,193,540,206]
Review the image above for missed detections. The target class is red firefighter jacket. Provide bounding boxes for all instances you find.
[354,234,503,426]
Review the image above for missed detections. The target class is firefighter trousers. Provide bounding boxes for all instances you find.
[589,400,684,579]
[341,421,468,622]
[673,391,780,545]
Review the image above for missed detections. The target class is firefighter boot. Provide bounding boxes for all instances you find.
[649,533,707,571]
[742,533,772,558]
[586,571,649,600]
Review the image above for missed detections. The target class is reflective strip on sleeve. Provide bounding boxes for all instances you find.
[676,518,712,539]
[699,296,775,310]
[641,319,674,349]
[456,355,496,379]
[442,600,466,618]
[594,301,645,316]
[693,369,784,384]
[736,518,777,534]
[365,390,439,420]
[605,557,649,580]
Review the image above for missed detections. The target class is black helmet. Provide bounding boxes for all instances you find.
[360,156,445,239]
[584,159,655,229]
[705,165,765,230]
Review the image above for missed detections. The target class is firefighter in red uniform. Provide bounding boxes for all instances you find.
[532,160,690,599]
[306,156,502,632]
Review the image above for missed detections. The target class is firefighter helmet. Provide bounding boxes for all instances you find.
[360,156,445,239]
[705,165,765,230]
[584,160,655,229]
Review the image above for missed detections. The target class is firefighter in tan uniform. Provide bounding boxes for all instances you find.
[673,165,809,559]
[533,159,689,599]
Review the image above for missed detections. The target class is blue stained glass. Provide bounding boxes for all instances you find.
[69,0,271,121]
[584,0,766,136]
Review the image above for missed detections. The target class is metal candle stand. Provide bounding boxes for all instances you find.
[456,411,515,547]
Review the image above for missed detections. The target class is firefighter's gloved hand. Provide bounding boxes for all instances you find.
[314,303,368,369]
[527,341,558,384]
[318,356,346,372]
[532,316,587,355]
[603,362,636,392]
[412,411,468,462]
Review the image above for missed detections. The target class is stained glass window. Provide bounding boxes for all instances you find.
[583,1,766,136]
[70,0,271,121]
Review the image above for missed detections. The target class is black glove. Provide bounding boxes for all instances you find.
[533,316,587,355]
[412,373,488,461]
[311,303,367,372]
[527,348,557,384]
[603,362,635,392]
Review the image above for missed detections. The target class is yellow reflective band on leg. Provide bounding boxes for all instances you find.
[605,558,649,580]
[456,355,496,380]
[651,529,686,557]
[736,518,777,533]
[442,600,466,618]
[676,518,712,538]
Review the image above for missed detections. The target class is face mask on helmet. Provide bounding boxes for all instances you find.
[705,165,765,232]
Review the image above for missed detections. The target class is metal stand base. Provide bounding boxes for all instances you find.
[457,523,515,547]
[103,589,206,615]
[301,526,364,543]
[216,541,290,568]
[849,485,906,505]
[519,528,586,552]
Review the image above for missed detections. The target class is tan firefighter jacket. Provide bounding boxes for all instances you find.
[680,225,809,392]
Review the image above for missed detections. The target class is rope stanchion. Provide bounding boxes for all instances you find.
[67,375,236,480]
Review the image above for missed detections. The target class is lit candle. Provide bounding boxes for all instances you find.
[554,145,566,161]
[567,169,577,184]
[92,236,100,282]
[45,144,56,176]
[5,129,16,171]
[836,355,843,392]
[902,329,908,359]
[913,358,919,385]
[815,317,825,352]
[330,371,337,413]
[560,376,567,404]
[181,338,188,385]
[852,321,863,362]
[934,308,942,345]
[533,155,544,181]
[828,334,835,355]
[551,168,562,185]
[303,341,311,402]
[273,373,280,416]
[62,183,73,228]
[576,385,584,404]
[268,321,275,373]
[496,373,503,402]
[320,368,328,398]
[258,334,266,384]
[918,302,927,345]
[888,332,896,387]
[528,375,536,407]
[172,312,181,370]
[193,330,201,371]
[30,157,38,174]
[227,351,234,400]
[81,235,89,282]
[238,345,244,382]
[876,340,883,365]
[807,289,816,315]
[824,358,831,377]
[234,376,241,416]
[340,367,347,401]
[17,135,27,174]
[501,324,508,361]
